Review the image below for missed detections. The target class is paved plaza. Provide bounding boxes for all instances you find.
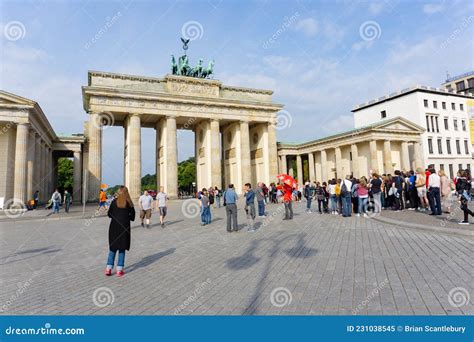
[0,200,472,316]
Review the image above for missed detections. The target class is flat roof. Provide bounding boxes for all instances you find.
[443,71,474,84]
[352,85,474,112]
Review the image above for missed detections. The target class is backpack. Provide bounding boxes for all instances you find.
[341,181,349,195]
[53,192,60,202]
[209,194,214,205]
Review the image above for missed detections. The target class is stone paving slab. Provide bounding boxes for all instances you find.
[0,200,472,316]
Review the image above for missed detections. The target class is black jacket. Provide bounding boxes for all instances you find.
[107,199,135,251]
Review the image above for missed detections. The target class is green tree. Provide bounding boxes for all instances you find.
[178,157,196,190]
[57,157,74,190]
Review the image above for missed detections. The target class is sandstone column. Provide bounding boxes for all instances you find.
[383,140,392,174]
[296,154,303,183]
[26,130,36,200]
[351,143,359,178]
[280,155,287,174]
[88,112,102,202]
[335,147,342,179]
[166,116,178,198]
[129,114,142,201]
[33,133,41,198]
[413,141,423,169]
[267,122,279,180]
[13,123,29,203]
[41,142,47,201]
[321,150,328,181]
[240,120,251,186]
[308,153,315,182]
[401,141,410,171]
[210,119,222,189]
[155,120,161,189]
[73,151,82,203]
[369,140,378,172]
[288,157,294,177]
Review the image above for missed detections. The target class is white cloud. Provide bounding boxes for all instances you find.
[295,18,319,37]
[423,3,445,14]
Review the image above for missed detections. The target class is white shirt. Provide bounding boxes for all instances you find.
[428,173,441,188]
[340,179,352,192]
[139,194,153,210]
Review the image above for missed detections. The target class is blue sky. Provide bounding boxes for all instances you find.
[1,0,473,186]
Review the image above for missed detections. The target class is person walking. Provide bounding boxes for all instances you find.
[51,188,61,214]
[200,188,211,225]
[156,186,168,228]
[104,186,135,277]
[340,176,352,217]
[63,190,71,213]
[98,189,107,209]
[369,173,382,214]
[256,182,266,217]
[244,183,256,232]
[281,182,294,220]
[456,169,474,225]
[304,181,316,213]
[139,190,153,228]
[428,168,442,216]
[223,184,238,232]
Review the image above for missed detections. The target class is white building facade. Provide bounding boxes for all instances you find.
[352,86,473,178]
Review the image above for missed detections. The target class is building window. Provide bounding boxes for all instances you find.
[467,164,471,172]
[456,140,461,154]
[451,103,456,110]
[454,119,458,131]
[446,139,451,154]
[468,78,474,88]
[442,102,446,110]
[444,118,449,130]
[433,100,437,109]
[440,164,444,171]
[456,81,466,92]
[449,164,454,178]
[380,110,386,119]
[462,120,466,131]
[424,99,429,107]
[428,138,433,154]
[435,117,439,132]
[460,103,464,111]
[464,140,469,154]
[430,116,435,133]
[426,115,430,132]
[437,139,443,154]
[459,164,463,172]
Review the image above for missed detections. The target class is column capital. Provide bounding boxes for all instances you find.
[166,114,177,120]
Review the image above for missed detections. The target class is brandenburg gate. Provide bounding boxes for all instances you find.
[82,71,283,201]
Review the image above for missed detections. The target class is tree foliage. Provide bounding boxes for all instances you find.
[57,157,74,190]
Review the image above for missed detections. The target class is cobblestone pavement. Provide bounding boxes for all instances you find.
[0,200,472,316]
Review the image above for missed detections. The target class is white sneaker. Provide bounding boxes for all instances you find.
[356,213,360,217]
[363,213,368,218]
[458,221,469,225]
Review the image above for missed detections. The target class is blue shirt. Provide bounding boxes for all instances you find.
[224,189,238,204]
[245,189,255,205]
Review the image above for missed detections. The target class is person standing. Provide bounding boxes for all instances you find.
[439,169,452,213]
[369,173,382,214]
[340,175,353,217]
[256,182,266,217]
[139,190,153,228]
[98,189,107,209]
[456,170,474,224]
[282,182,294,220]
[415,168,428,211]
[328,179,337,215]
[357,177,369,217]
[407,170,418,210]
[200,189,211,225]
[392,170,404,211]
[214,186,221,208]
[224,184,238,232]
[104,186,135,277]
[63,190,71,213]
[51,188,61,214]
[244,183,256,232]
[315,182,324,214]
[427,168,442,215]
[156,186,168,228]
[33,190,40,209]
[304,182,315,213]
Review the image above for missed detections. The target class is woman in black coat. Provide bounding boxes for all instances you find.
[105,186,135,277]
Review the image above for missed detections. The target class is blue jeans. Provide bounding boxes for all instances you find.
[342,194,351,216]
[258,200,265,216]
[216,196,220,208]
[306,197,312,209]
[107,249,125,270]
[428,187,442,215]
[358,197,368,214]
[52,201,60,213]
[330,195,337,212]
[201,207,211,224]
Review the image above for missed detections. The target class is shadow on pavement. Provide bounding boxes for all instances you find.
[126,248,176,274]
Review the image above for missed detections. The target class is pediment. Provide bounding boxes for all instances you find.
[373,117,424,132]
[0,91,36,106]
